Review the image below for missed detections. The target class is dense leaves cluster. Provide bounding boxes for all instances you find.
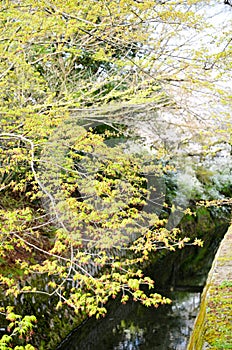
[0,0,231,348]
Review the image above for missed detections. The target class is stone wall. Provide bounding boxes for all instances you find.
[187,224,232,349]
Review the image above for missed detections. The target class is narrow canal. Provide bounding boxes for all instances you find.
[57,291,201,350]
[56,217,230,350]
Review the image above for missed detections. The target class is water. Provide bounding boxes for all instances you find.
[57,291,201,350]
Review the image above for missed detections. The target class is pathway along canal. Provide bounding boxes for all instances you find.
[56,212,230,350]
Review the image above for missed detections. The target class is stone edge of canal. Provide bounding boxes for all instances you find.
[187,222,232,350]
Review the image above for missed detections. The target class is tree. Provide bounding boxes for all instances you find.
[0,0,231,348]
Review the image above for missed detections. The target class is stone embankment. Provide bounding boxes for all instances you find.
[187,224,232,349]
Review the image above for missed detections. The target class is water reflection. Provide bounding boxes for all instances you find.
[57,292,200,350]
[113,324,144,350]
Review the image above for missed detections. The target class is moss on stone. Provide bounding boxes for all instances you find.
[204,285,232,349]
[187,225,232,350]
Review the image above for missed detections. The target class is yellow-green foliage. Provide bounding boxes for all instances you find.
[0,0,231,348]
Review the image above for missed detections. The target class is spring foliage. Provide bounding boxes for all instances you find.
[0,0,231,348]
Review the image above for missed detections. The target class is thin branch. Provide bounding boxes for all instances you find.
[0,133,67,231]
[0,62,14,80]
